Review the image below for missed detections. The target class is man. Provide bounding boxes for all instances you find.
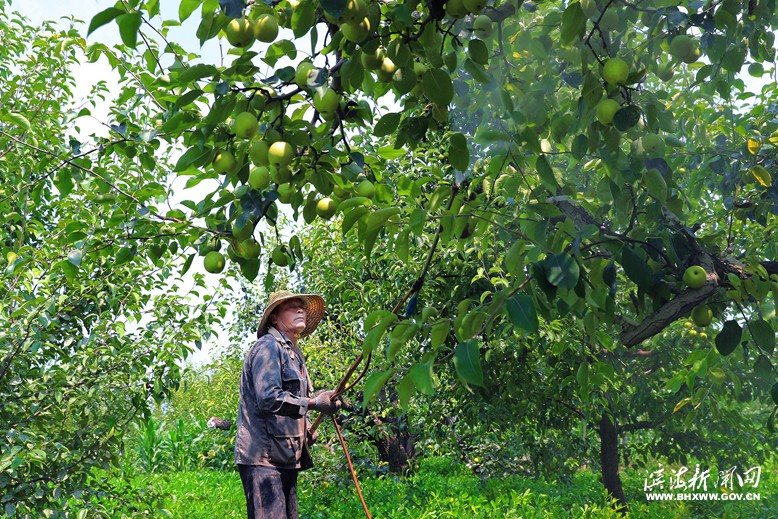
[234,290,341,519]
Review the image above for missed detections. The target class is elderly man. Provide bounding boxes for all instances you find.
[234,290,340,519]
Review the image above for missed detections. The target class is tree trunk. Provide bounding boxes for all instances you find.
[599,414,628,514]
[371,413,415,473]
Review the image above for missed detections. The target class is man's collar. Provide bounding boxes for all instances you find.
[267,326,292,345]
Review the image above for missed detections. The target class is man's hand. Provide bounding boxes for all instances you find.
[309,389,341,415]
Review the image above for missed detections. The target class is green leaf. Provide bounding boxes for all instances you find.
[429,321,450,350]
[387,322,418,360]
[572,134,588,159]
[292,0,317,39]
[447,133,470,171]
[67,249,83,267]
[721,45,747,73]
[410,361,435,395]
[59,261,78,284]
[560,2,586,44]
[750,319,775,354]
[117,12,143,48]
[506,294,539,333]
[716,320,742,356]
[204,95,236,125]
[422,68,454,107]
[179,0,202,22]
[177,64,219,84]
[54,170,74,197]
[175,146,213,172]
[576,362,589,399]
[87,7,125,36]
[181,253,195,276]
[398,374,416,410]
[467,39,489,66]
[362,311,398,355]
[265,40,298,67]
[376,145,407,160]
[4,112,31,131]
[620,246,655,289]
[535,155,561,190]
[366,207,401,232]
[196,10,221,45]
[113,246,136,266]
[755,355,772,379]
[342,206,369,235]
[453,340,484,387]
[374,113,402,137]
[474,128,509,145]
[362,369,394,408]
[542,253,580,289]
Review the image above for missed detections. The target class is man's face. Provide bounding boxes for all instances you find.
[271,298,307,336]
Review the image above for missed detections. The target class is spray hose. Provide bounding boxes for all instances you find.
[309,352,373,519]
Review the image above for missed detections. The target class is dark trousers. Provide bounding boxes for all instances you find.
[238,464,299,519]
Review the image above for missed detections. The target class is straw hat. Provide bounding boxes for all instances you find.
[257,290,326,339]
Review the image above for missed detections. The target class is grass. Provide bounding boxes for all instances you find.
[123,457,778,519]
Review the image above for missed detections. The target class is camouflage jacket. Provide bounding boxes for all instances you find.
[234,327,314,470]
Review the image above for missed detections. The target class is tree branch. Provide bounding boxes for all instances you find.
[618,420,657,433]
[549,198,757,347]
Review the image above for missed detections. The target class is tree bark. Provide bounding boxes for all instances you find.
[599,414,628,514]
[371,414,415,473]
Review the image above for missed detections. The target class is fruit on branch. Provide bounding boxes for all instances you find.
[472,14,494,39]
[596,99,620,125]
[224,18,254,48]
[276,183,295,204]
[355,178,375,198]
[268,141,295,168]
[235,239,262,260]
[361,47,385,70]
[668,35,695,61]
[270,166,293,184]
[213,150,237,174]
[445,0,469,18]
[655,61,674,81]
[272,244,289,266]
[204,251,226,273]
[316,197,338,219]
[377,57,397,82]
[294,60,315,88]
[341,17,372,43]
[314,87,340,117]
[232,219,254,241]
[253,13,279,43]
[641,133,665,157]
[249,166,271,190]
[463,0,487,14]
[602,58,629,85]
[233,112,259,139]
[691,304,713,327]
[683,265,707,289]
[249,139,269,165]
[641,168,667,202]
